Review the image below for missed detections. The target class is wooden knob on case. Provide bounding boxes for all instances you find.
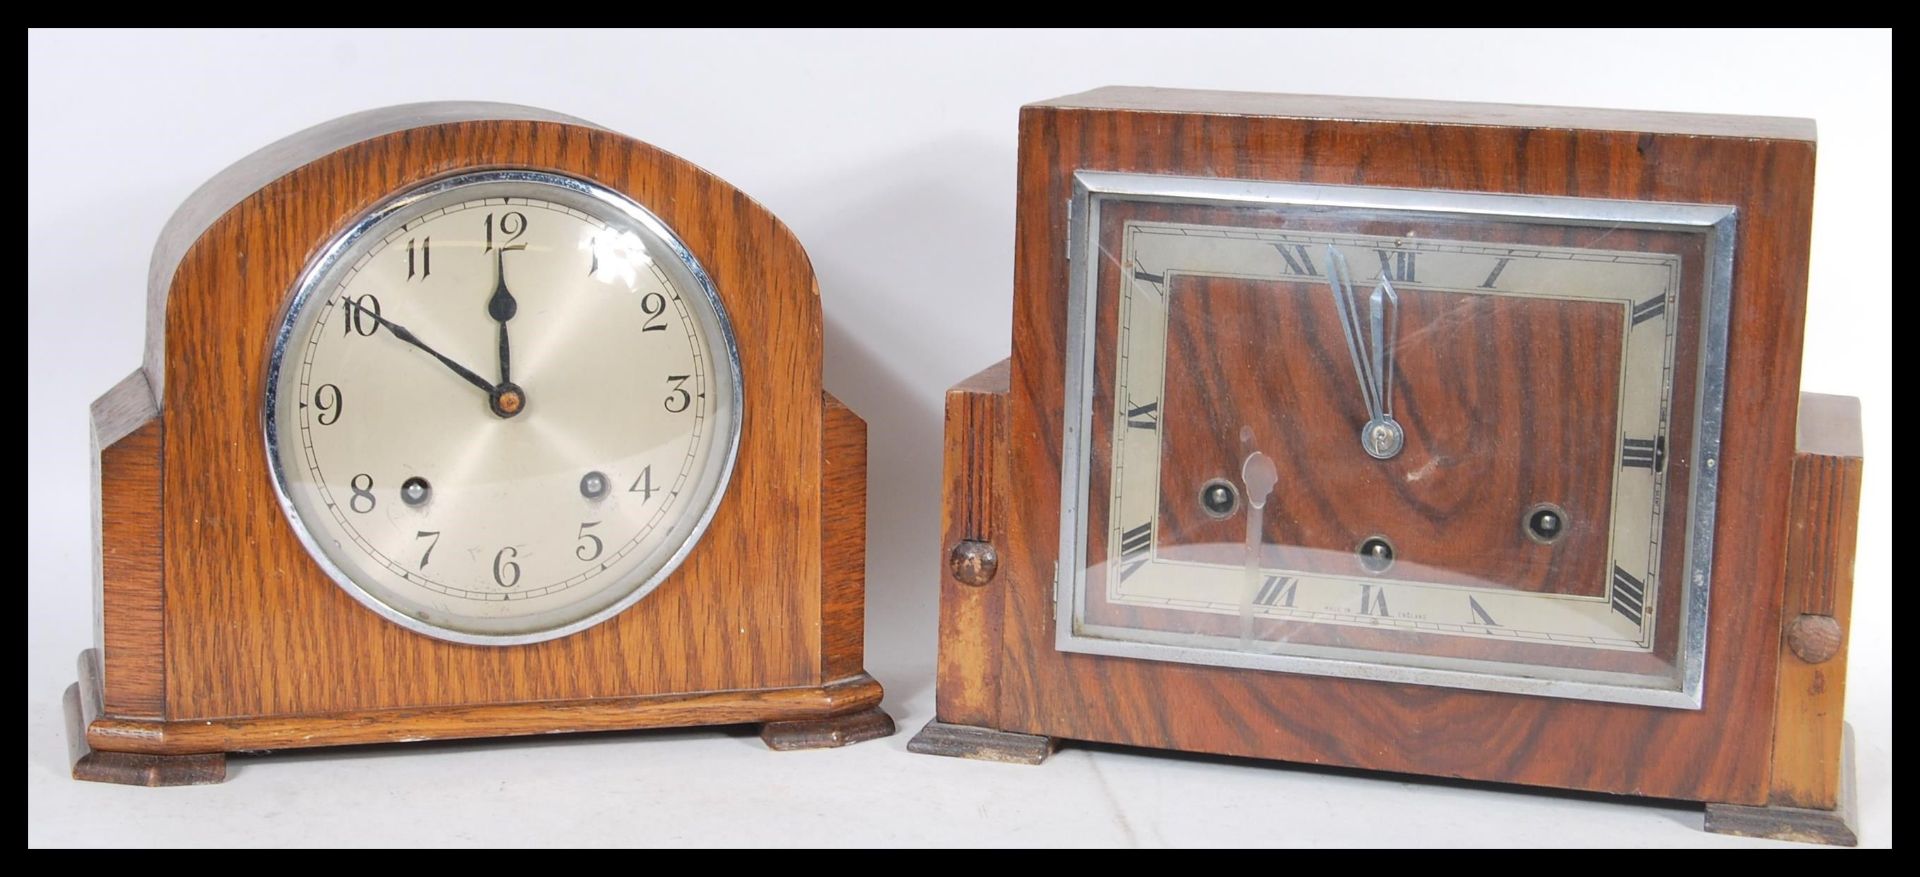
[1785,614,1844,664]
[949,540,999,587]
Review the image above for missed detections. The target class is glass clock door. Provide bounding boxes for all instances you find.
[1057,173,1735,707]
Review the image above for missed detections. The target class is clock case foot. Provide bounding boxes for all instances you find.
[907,721,1055,765]
[65,651,226,786]
[761,706,896,751]
[1704,725,1859,846]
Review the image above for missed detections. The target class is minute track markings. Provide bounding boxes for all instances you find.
[1095,219,1682,653]
[291,195,714,604]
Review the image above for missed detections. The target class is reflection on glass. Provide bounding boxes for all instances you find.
[1060,179,1729,706]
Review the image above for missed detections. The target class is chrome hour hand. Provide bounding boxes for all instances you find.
[1325,247,1404,459]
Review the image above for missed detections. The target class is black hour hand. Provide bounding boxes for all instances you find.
[489,247,521,384]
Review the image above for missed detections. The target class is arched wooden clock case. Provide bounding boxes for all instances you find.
[68,103,890,785]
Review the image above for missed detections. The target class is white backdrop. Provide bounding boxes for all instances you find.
[27,29,1890,848]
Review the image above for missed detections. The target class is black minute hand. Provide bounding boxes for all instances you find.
[344,298,495,394]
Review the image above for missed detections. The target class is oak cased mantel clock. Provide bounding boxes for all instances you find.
[912,88,1864,845]
[69,103,891,785]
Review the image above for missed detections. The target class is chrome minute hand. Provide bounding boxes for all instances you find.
[1325,247,1404,460]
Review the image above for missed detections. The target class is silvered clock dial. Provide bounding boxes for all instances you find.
[1059,173,1733,706]
[266,170,742,644]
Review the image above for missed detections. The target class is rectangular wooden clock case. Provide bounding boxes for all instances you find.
[911,88,1864,845]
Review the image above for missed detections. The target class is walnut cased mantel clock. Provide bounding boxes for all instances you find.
[912,88,1865,845]
[69,103,891,785]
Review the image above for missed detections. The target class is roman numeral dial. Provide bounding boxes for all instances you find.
[1126,401,1159,430]
[1255,576,1296,607]
[1082,203,1693,688]
[1622,436,1664,471]
[1117,521,1154,582]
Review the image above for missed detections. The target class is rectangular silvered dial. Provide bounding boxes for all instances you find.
[1055,173,1735,708]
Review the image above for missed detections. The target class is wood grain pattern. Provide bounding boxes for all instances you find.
[761,706,895,751]
[908,721,1054,765]
[85,670,885,755]
[1032,87,1819,141]
[91,370,165,719]
[932,361,1011,728]
[1707,726,1858,845]
[67,650,225,786]
[82,110,883,767]
[158,120,824,716]
[1766,393,1863,810]
[962,87,1816,803]
[1153,275,1624,593]
[139,104,593,405]
[820,392,869,681]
